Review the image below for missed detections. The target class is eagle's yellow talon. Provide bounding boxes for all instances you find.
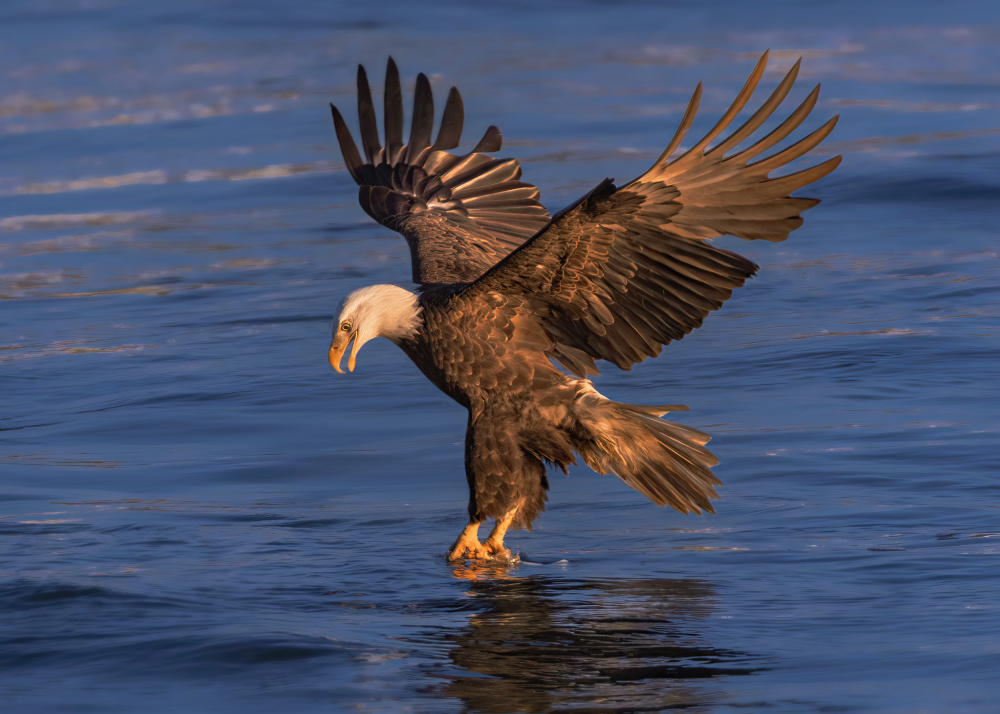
[484,541,512,561]
[447,518,523,563]
[447,521,488,562]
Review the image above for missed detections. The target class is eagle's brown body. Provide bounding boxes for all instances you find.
[326,54,840,560]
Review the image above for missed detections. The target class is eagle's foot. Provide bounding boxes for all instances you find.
[447,538,490,561]
[447,521,487,562]
[483,538,517,563]
[448,499,525,563]
[479,498,524,563]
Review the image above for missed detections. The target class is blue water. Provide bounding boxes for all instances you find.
[3,1,999,712]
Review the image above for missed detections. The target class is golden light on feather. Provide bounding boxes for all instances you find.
[324,54,839,562]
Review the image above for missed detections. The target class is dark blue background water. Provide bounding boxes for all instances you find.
[2,1,999,711]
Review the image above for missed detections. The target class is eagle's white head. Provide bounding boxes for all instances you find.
[328,284,422,373]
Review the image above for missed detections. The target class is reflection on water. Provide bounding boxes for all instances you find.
[435,572,759,712]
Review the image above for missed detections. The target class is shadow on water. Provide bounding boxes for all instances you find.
[430,569,763,713]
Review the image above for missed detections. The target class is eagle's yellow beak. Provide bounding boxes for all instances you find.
[328,330,358,373]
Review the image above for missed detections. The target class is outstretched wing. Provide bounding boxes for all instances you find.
[330,59,550,285]
[464,51,841,376]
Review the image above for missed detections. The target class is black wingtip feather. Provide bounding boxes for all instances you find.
[383,58,404,162]
[405,73,434,163]
[433,87,464,150]
[356,65,381,164]
[472,125,503,153]
[330,102,363,184]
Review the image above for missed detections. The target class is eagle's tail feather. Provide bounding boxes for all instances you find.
[574,389,721,514]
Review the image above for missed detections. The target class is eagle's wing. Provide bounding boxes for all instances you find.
[330,59,551,284]
[464,52,841,376]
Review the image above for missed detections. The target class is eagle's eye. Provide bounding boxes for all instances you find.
[340,322,351,332]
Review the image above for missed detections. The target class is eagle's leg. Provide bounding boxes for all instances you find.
[446,521,488,561]
[483,498,524,561]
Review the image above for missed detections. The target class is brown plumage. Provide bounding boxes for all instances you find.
[326,53,840,561]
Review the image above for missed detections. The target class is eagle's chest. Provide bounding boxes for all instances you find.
[402,300,536,408]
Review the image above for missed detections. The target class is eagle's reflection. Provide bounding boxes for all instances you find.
[441,567,761,713]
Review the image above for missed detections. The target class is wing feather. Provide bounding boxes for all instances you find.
[433,87,464,150]
[731,85,821,163]
[383,58,404,162]
[711,59,800,155]
[329,61,550,284]
[403,73,434,165]
[330,103,363,183]
[678,51,768,156]
[472,125,503,153]
[356,65,381,165]
[463,52,839,373]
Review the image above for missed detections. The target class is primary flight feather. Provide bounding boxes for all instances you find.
[326,53,840,561]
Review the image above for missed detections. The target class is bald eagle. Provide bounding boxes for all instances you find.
[327,53,839,562]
